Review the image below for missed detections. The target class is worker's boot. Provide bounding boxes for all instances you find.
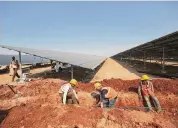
[156,108,162,113]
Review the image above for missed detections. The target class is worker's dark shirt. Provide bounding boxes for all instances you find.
[100,89,108,102]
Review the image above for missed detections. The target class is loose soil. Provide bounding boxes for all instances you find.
[0,78,178,128]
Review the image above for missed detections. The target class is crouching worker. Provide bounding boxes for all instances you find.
[59,79,79,105]
[92,82,118,108]
[138,75,161,112]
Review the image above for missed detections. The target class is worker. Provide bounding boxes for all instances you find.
[92,82,118,108]
[59,79,79,105]
[138,75,162,112]
[10,56,20,82]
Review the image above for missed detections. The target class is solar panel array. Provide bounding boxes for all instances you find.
[0,45,106,70]
[113,31,178,59]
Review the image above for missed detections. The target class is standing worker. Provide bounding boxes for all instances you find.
[59,79,79,105]
[138,75,162,112]
[91,82,118,108]
[10,56,20,82]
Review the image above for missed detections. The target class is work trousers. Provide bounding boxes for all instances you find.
[12,68,20,82]
[103,97,117,108]
[60,91,78,104]
[91,92,117,108]
[144,95,161,111]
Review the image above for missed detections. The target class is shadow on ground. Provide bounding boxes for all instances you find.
[114,58,178,79]
[28,66,98,82]
[28,61,106,83]
[0,109,9,125]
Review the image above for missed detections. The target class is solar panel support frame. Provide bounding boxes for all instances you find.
[71,65,73,79]
[18,51,22,77]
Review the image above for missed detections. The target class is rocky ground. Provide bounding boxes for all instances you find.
[0,78,178,128]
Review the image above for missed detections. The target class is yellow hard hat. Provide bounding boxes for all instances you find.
[141,75,149,81]
[70,79,78,86]
[94,82,102,89]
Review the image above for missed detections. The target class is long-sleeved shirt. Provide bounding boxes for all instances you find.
[60,83,78,104]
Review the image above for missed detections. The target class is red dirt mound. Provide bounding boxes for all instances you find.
[2,104,178,128]
[0,78,178,128]
[0,79,66,100]
[78,78,178,95]
[1,104,103,128]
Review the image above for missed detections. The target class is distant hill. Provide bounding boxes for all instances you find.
[0,55,49,65]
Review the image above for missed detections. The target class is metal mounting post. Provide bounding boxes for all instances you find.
[143,51,146,69]
[19,51,22,76]
[162,47,165,73]
[71,65,73,79]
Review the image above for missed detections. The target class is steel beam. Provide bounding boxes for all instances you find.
[18,51,22,76]
[129,52,132,64]
[71,65,73,79]
[143,51,146,69]
[150,56,151,63]
[162,47,165,72]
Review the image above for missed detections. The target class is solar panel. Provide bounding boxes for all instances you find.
[0,45,106,70]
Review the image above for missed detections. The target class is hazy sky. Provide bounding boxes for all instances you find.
[0,2,178,57]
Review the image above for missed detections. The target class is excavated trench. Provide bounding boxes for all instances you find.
[0,78,178,128]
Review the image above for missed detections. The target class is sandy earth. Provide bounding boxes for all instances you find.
[91,58,141,82]
[0,78,178,128]
[0,67,51,85]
